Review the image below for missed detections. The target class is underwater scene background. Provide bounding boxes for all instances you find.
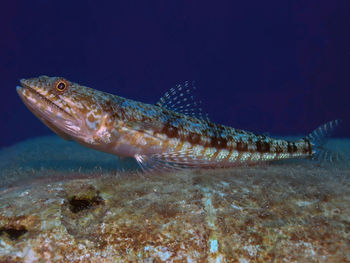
[1,0,350,147]
[1,0,350,262]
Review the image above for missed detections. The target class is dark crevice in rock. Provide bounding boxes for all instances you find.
[68,194,104,213]
[0,225,28,240]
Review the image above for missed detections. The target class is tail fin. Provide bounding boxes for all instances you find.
[306,119,343,162]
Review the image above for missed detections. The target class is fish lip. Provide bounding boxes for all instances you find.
[16,85,23,93]
[17,79,76,120]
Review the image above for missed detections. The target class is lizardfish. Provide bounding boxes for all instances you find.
[16,76,340,171]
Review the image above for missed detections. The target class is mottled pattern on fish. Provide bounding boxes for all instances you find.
[16,76,338,171]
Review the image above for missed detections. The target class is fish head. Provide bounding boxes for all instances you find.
[17,76,116,143]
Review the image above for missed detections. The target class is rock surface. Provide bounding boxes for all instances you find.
[0,136,349,262]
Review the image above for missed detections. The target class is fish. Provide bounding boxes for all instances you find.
[16,76,341,172]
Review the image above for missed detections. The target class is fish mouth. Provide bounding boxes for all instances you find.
[17,80,75,120]
[17,80,81,139]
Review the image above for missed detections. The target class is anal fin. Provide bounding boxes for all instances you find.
[134,150,212,173]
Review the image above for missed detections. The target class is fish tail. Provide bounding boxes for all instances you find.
[305,119,343,162]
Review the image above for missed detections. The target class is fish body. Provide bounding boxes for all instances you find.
[16,76,339,171]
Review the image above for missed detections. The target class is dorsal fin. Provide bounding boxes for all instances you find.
[156,81,209,121]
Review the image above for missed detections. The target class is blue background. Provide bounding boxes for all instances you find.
[1,0,349,148]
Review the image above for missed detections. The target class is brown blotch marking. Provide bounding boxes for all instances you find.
[275,147,283,153]
[287,142,298,153]
[210,136,228,149]
[188,132,201,145]
[247,138,256,153]
[162,123,179,138]
[256,140,270,153]
[298,139,311,154]
[293,143,298,153]
[103,99,124,120]
[236,141,248,152]
[219,138,228,148]
[275,144,284,153]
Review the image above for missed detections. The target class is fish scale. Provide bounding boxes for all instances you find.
[16,76,341,172]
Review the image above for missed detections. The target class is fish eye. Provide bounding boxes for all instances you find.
[55,80,67,92]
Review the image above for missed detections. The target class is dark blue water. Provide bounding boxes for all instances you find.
[1,0,349,148]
